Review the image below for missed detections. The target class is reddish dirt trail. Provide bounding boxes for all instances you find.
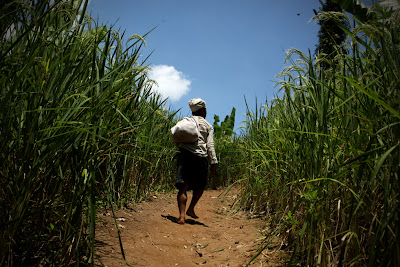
[95,188,286,266]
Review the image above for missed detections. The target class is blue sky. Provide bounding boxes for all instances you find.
[88,0,322,133]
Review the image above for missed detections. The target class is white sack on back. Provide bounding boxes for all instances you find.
[171,117,200,144]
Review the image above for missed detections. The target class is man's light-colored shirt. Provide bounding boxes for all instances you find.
[180,116,218,165]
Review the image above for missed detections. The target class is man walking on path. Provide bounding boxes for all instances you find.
[173,98,218,225]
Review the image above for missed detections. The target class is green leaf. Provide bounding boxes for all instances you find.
[372,143,399,180]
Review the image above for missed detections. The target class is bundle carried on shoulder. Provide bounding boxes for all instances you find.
[171,116,200,144]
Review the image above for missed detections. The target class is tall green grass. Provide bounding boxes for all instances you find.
[0,0,177,265]
[239,4,399,266]
[209,134,245,189]
[209,108,246,189]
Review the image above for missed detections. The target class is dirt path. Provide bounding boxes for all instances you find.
[95,187,286,266]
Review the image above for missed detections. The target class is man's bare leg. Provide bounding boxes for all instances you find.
[177,183,189,224]
[186,189,203,219]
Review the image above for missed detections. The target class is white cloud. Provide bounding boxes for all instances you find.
[148,65,191,102]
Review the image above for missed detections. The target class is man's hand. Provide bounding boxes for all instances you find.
[210,164,217,178]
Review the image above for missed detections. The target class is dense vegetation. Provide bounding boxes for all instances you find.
[0,0,179,265]
[1,0,398,266]
[210,107,242,188]
[238,1,400,265]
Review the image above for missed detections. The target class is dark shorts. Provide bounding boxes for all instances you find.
[176,148,208,191]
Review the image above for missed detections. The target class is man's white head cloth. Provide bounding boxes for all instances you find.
[189,98,206,112]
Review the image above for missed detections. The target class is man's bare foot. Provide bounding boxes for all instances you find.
[186,209,199,219]
[178,215,185,224]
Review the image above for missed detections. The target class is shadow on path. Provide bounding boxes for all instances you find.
[161,214,208,227]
